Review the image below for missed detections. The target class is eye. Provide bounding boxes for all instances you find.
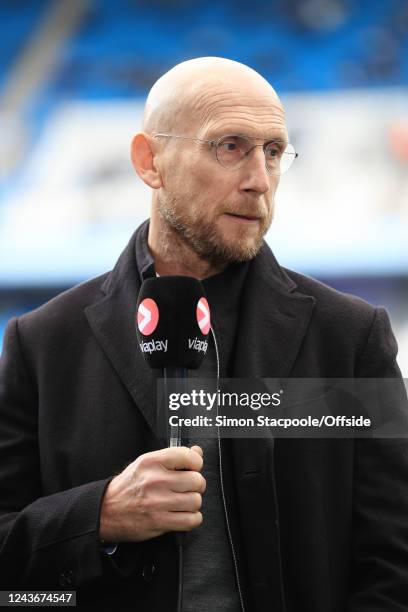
[265,142,283,158]
[219,137,241,152]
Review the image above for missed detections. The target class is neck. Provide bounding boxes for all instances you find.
[148,215,227,280]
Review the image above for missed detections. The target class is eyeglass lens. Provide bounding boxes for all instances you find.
[215,135,296,174]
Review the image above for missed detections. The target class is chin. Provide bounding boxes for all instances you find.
[213,236,264,264]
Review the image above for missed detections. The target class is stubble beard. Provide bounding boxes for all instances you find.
[157,193,273,266]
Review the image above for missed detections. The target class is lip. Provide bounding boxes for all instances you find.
[224,213,261,223]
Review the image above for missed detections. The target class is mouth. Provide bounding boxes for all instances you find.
[223,212,261,223]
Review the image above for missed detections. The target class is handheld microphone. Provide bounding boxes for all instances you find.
[136,275,211,444]
[136,276,211,607]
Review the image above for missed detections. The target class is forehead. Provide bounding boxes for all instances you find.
[191,88,288,141]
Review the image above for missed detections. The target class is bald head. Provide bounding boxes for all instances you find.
[143,57,284,136]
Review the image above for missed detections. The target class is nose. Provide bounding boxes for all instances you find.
[238,146,272,195]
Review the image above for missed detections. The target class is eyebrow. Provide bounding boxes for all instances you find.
[207,131,289,144]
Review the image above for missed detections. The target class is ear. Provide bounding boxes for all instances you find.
[130,133,162,189]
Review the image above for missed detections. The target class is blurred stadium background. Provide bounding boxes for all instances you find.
[1,0,407,374]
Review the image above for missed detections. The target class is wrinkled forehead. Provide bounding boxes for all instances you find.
[184,81,288,141]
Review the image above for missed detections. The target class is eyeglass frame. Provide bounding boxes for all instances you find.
[153,133,298,175]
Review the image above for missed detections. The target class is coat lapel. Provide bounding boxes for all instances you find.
[229,243,316,611]
[84,233,159,440]
[233,242,315,379]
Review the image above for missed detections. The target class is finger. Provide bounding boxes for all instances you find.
[161,510,203,532]
[157,446,204,472]
[167,470,206,494]
[166,492,202,512]
[190,445,203,458]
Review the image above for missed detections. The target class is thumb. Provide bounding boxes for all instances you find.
[190,445,203,458]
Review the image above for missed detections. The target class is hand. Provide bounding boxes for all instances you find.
[99,445,205,543]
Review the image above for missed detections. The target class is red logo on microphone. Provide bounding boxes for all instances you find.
[137,298,159,335]
[196,297,210,335]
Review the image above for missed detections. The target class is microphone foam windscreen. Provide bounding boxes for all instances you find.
[136,276,211,368]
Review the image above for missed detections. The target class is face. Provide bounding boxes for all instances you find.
[155,86,288,266]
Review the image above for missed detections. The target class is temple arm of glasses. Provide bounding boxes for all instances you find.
[154,134,212,144]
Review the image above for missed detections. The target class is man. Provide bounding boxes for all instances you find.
[1,57,408,611]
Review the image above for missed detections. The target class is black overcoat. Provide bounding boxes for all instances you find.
[1,226,408,611]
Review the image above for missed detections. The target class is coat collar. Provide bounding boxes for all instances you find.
[85,224,159,438]
[85,225,315,441]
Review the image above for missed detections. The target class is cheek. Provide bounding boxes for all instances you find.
[197,166,238,202]
[162,150,238,209]
[184,169,230,210]
[161,148,195,189]
[271,175,280,194]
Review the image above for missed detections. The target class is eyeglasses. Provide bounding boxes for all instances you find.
[154,133,298,175]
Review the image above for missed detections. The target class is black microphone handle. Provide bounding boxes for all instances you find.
[163,367,188,548]
[163,366,188,448]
